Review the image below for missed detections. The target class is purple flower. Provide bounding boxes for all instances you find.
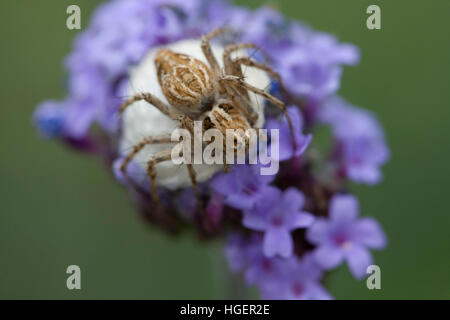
[320,96,390,184]
[241,235,284,286]
[276,33,359,101]
[239,7,292,56]
[225,234,331,300]
[262,254,332,300]
[225,234,283,294]
[210,164,277,211]
[307,194,387,279]
[245,250,284,287]
[265,106,312,161]
[243,187,314,258]
[224,233,276,283]
[33,101,65,138]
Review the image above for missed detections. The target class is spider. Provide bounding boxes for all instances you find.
[118,28,296,206]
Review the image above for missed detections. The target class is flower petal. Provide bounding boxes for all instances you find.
[329,194,359,222]
[306,283,333,300]
[281,187,305,213]
[263,228,293,258]
[354,218,387,249]
[242,211,267,231]
[288,212,315,230]
[313,245,344,269]
[210,170,239,196]
[345,244,373,279]
[306,219,329,245]
[347,163,382,185]
[226,193,255,210]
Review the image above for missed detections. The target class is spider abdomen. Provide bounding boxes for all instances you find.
[155,49,215,118]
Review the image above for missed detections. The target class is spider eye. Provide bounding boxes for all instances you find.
[203,116,213,130]
[218,103,234,112]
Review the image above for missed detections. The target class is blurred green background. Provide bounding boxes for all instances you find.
[1,0,449,299]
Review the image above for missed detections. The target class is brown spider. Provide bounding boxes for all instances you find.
[118,28,296,205]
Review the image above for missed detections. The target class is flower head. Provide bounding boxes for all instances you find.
[307,194,387,278]
[34,0,389,300]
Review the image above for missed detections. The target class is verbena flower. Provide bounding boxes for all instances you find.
[34,0,390,299]
[276,33,360,101]
[225,234,288,285]
[210,164,277,211]
[243,187,314,258]
[262,254,332,300]
[307,194,387,279]
[320,96,390,184]
[225,234,332,299]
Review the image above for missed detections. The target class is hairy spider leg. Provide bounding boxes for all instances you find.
[119,92,174,118]
[219,75,298,152]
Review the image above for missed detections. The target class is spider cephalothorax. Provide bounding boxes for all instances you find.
[118,28,296,205]
[155,49,216,118]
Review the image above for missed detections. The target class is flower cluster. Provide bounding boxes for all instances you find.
[34,0,389,299]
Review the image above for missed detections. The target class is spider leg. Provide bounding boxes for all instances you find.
[233,56,295,103]
[119,92,173,118]
[223,43,267,104]
[232,57,287,92]
[219,75,297,151]
[177,115,207,208]
[223,43,270,77]
[146,149,173,204]
[222,83,256,124]
[222,45,273,127]
[201,27,231,78]
[120,134,174,197]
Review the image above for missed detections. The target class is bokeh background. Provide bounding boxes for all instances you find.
[1,0,449,299]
